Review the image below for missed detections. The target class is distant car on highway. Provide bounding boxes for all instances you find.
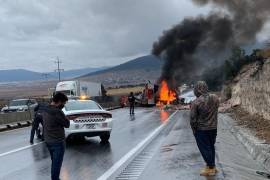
[63,99,113,142]
[1,99,38,113]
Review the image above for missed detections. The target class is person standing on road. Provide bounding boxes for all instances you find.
[30,103,44,144]
[190,81,219,176]
[43,92,69,180]
[128,92,136,115]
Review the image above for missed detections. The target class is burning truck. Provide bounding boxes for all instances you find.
[136,80,178,107]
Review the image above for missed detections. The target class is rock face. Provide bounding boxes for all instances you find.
[230,59,270,120]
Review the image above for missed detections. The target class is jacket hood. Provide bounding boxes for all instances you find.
[194,81,208,97]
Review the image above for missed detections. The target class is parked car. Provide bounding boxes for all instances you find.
[1,99,38,113]
[63,99,113,142]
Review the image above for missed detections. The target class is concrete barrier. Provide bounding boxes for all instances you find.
[0,95,122,131]
[0,111,33,125]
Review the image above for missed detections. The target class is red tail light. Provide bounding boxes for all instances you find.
[102,113,112,118]
[66,115,79,120]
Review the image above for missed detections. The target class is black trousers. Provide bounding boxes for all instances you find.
[130,103,135,114]
[30,115,43,142]
[194,129,217,168]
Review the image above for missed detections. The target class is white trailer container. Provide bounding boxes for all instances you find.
[55,80,102,98]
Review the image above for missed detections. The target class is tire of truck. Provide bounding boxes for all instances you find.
[100,133,110,143]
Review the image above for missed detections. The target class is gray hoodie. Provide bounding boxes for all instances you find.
[190,81,219,131]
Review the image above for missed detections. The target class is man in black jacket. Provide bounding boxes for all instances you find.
[30,103,45,144]
[43,92,69,180]
[128,92,136,115]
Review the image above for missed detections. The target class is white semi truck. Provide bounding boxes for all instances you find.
[55,80,103,98]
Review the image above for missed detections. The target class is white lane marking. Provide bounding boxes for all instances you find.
[97,111,178,180]
[0,142,44,158]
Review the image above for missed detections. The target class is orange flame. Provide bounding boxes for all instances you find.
[158,80,176,105]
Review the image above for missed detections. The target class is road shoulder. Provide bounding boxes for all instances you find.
[139,111,267,180]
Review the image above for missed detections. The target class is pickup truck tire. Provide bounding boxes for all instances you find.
[100,133,110,142]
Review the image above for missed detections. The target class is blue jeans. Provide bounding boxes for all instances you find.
[194,129,217,168]
[46,141,65,180]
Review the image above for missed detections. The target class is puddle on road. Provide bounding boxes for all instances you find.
[160,110,169,123]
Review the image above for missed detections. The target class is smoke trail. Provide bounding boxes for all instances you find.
[153,0,270,87]
[193,0,270,43]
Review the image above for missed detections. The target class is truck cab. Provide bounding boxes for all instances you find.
[55,80,102,98]
[55,81,78,97]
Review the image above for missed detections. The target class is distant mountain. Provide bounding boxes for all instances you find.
[0,69,43,82]
[0,67,109,82]
[47,67,109,79]
[83,55,162,77]
[80,55,163,87]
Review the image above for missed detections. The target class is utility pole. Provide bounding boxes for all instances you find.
[54,57,64,82]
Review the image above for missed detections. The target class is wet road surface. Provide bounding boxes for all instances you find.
[138,111,268,180]
[0,108,269,180]
[0,108,174,180]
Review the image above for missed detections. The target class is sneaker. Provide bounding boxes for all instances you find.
[30,141,34,145]
[200,167,216,176]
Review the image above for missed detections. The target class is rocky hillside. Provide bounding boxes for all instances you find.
[228,58,270,120]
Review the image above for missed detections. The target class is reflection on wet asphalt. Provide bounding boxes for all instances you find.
[0,108,174,180]
[0,109,268,180]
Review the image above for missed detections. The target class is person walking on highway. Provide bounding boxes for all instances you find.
[128,92,136,115]
[43,92,69,180]
[190,81,219,176]
[30,103,44,144]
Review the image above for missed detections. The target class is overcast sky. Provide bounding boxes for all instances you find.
[0,0,214,72]
[0,0,269,72]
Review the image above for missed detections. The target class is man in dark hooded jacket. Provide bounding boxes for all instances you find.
[190,81,219,176]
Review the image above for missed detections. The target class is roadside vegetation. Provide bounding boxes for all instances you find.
[203,47,265,91]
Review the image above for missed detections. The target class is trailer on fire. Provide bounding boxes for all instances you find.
[136,82,158,106]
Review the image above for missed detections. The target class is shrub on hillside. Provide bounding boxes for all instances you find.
[202,47,264,90]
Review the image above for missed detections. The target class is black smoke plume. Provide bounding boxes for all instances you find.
[153,0,270,88]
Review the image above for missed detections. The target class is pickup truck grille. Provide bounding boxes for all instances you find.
[73,117,106,123]
[67,113,112,123]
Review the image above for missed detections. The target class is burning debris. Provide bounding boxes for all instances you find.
[152,0,270,88]
[158,80,177,105]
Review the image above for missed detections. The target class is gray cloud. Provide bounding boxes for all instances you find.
[0,0,211,71]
